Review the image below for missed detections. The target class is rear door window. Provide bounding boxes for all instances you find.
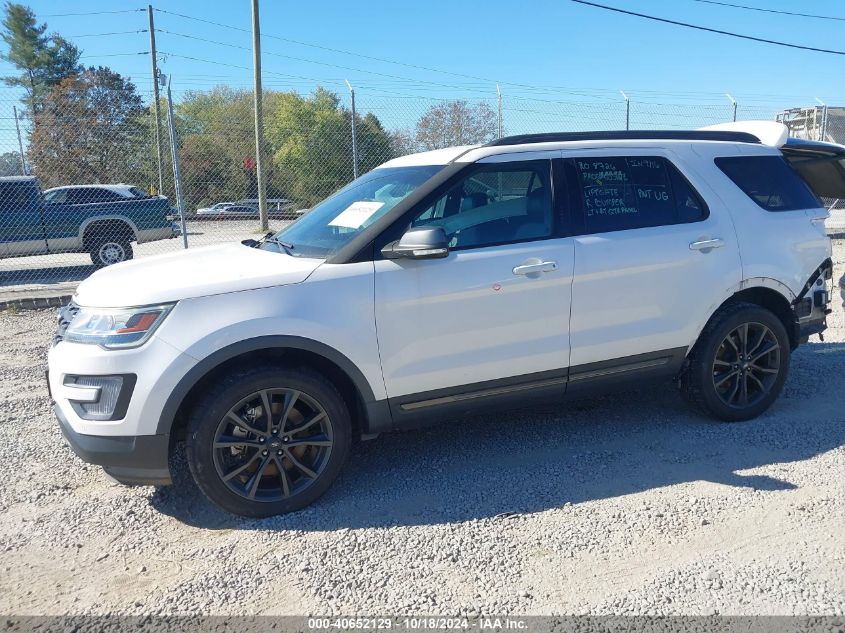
[715,155,821,211]
[572,156,707,234]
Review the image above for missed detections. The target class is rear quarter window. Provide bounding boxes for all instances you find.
[715,155,821,211]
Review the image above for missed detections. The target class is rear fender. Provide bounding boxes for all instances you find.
[79,215,139,243]
[685,277,796,352]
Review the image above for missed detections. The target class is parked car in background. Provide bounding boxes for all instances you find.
[48,123,837,517]
[196,202,235,215]
[192,199,302,220]
[219,204,260,215]
[1,177,174,267]
[239,198,292,212]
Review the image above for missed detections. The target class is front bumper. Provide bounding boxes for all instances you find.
[55,404,171,485]
[48,320,197,485]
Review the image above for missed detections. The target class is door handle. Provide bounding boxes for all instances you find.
[689,238,725,252]
[513,261,557,276]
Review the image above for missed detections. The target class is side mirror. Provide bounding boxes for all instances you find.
[381,226,449,260]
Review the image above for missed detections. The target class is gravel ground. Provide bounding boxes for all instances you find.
[0,245,843,617]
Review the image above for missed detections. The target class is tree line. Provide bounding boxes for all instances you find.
[1,3,499,209]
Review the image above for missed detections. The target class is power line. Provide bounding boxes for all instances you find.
[153,8,616,100]
[690,0,845,22]
[158,51,319,85]
[570,0,845,55]
[154,8,524,87]
[70,30,147,38]
[156,29,504,96]
[157,47,624,107]
[147,7,845,105]
[42,9,145,17]
[79,52,149,59]
[158,50,368,86]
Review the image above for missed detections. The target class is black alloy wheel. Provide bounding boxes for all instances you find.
[186,366,351,517]
[680,302,790,422]
[212,388,334,502]
[711,322,781,409]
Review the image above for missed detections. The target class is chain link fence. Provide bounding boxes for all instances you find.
[0,83,836,292]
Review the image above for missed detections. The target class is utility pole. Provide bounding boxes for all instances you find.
[345,80,359,179]
[251,0,268,232]
[148,5,164,196]
[496,84,503,138]
[726,93,737,122]
[620,90,630,131]
[165,75,189,249]
[13,106,26,175]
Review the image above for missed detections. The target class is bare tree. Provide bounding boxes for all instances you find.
[415,100,497,150]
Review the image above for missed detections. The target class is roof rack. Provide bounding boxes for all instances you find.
[485,130,760,147]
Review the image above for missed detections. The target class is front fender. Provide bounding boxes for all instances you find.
[152,265,384,433]
[153,334,379,435]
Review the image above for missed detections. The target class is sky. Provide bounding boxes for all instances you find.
[2,0,844,148]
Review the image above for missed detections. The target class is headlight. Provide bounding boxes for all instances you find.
[64,304,174,349]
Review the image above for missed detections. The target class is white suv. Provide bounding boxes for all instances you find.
[48,124,838,517]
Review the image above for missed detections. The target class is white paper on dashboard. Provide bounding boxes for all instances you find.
[328,201,385,228]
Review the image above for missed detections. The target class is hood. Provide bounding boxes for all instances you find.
[74,243,322,308]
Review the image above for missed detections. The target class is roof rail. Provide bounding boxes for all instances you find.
[485,130,761,147]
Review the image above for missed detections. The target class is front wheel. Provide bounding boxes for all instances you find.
[680,302,790,421]
[186,365,351,517]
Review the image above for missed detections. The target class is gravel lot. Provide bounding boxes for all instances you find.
[0,244,843,617]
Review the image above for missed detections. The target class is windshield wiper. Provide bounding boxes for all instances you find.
[241,233,295,253]
[266,237,294,249]
[262,233,296,254]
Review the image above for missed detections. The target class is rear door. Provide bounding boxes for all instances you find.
[565,150,742,386]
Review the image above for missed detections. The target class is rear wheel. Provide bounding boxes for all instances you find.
[186,365,351,517]
[89,235,133,268]
[680,302,790,421]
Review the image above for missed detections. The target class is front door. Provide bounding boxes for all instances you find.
[374,157,574,415]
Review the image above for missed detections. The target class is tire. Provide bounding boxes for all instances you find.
[89,234,133,268]
[680,302,790,422]
[185,365,351,518]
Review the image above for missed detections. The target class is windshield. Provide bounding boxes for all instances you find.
[262,165,443,258]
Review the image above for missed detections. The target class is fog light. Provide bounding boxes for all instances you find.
[63,375,131,421]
